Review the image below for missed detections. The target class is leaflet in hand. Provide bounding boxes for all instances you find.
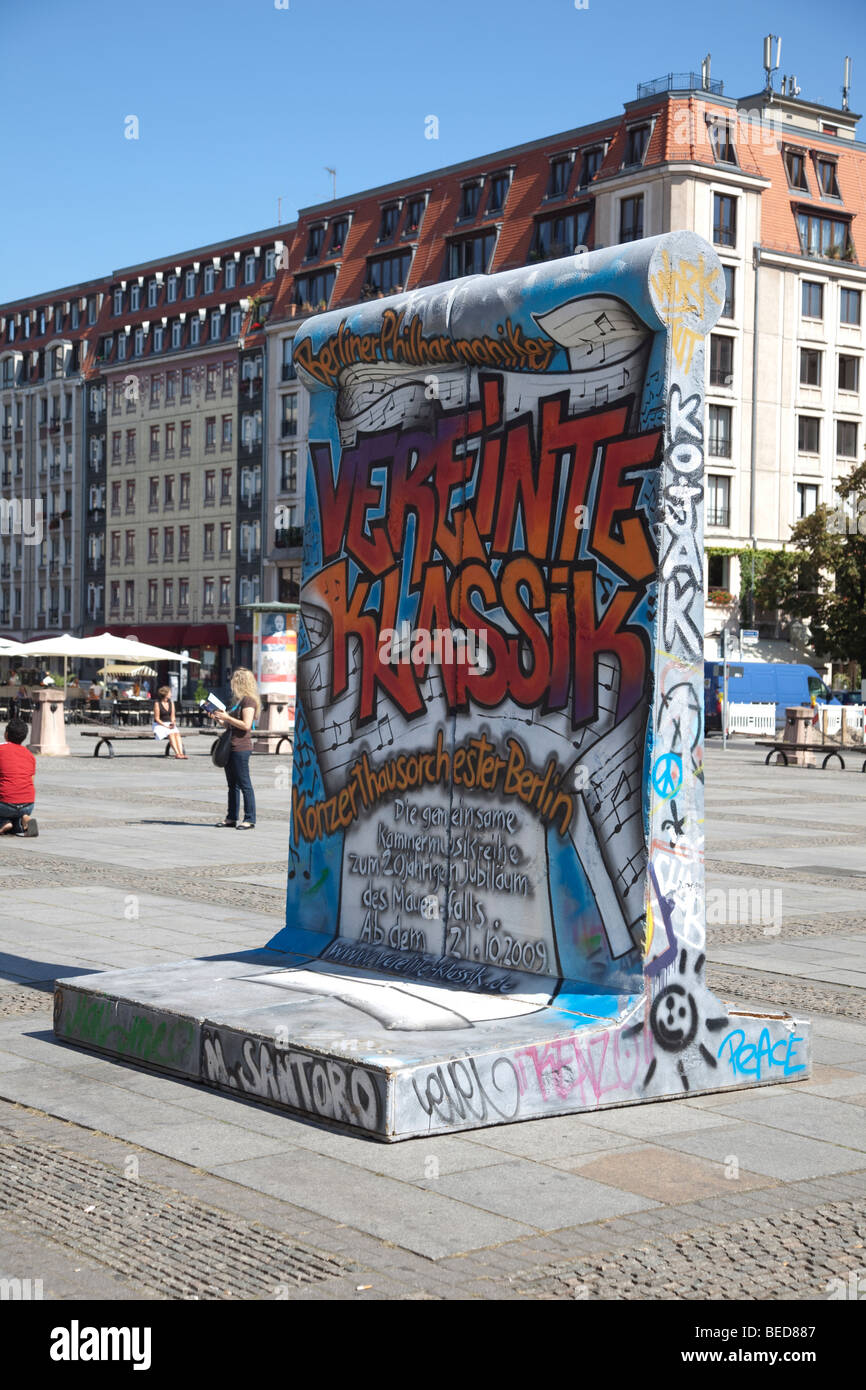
[200,692,226,713]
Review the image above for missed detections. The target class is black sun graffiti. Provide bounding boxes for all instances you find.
[623,948,729,1091]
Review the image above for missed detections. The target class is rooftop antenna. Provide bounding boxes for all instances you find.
[325,166,336,200]
[763,34,781,94]
[701,53,711,90]
[842,55,852,111]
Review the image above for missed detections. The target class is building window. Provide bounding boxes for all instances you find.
[111,481,121,513]
[163,528,174,561]
[179,472,190,506]
[243,253,257,284]
[210,311,222,341]
[147,578,158,611]
[124,579,134,610]
[125,530,135,563]
[125,430,135,460]
[785,149,809,192]
[221,468,232,501]
[203,522,214,556]
[706,474,731,528]
[281,338,296,381]
[797,211,849,258]
[242,410,262,449]
[171,320,183,350]
[800,348,822,386]
[710,121,737,165]
[378,204,400,241]
[280,449,297,493]
[165,422,175,455]
[796,482,819,518]
[148,478,158,510]
[619,195,644,244]
[294,270,336,311]
[220,521,232,555]
[798,415,821,453]
[229,306,242,337]
[721,265,735,319]
[111,432,121,462]
[306,224,324,259]
[203,265,215,294]
[531,207,593,261]
[148,528,158,561]
[365,251,412,296]
[203,577,214,610]
[219,576,231,608]
[802,280,824,319]
[117,334,127,361]
[224,260,237,290]
[133,328,144,357]
[709,334,734,387]
[149,425,159,457]
[577,146,603,189]
[708,404,732,457]
[130,285,141,312]
[707,554,730,594]
[152,326,164,353]
[329,216,349,252]
[189,317,201,346]
[147,279,159,308]
[241,464,261,506]
[547,155,572,197]
[836,419,858,458]
[184,269,196,298]
[110,580,120,611]
[486,173,510,215]
[713,193,736,248]
[180,420,191,454]
[841,288,862,326]
[205,417,216,450]
[126,479,135,512]
[838,354,860,392]
[460,182,481,219]
[204,470,216,503]
[166,274,178,302]
[815,157,841,199]
[447,230,497,277]
[264,247,276,279]
[222,415,232,447]
[623,125,650,166]
[163,578,173,610]
[178,577,189,609]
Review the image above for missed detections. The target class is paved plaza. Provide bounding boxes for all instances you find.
[1,730,865,1299]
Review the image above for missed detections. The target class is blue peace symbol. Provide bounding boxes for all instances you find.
[652,752,683,800]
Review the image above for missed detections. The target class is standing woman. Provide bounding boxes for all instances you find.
[152,685,187,759]
[211,668,260,829]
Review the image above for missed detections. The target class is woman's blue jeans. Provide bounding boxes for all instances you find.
[225,751,255,825]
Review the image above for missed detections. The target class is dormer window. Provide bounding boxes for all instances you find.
[710,121,737,166]
[184,269,197,297]
[147,279,159,307]
[547,155,572,198]
[130,285,141,311]
[264,247,276,279]
[624,124,650,167]
[224,260,237,290]
[306,224,325,259]
[113,288,123,316]
[577,146,603,188]
[460,181,482,219]
[203,265,215,294]
[486,172,510,215]
[378,204,400,241]
[329,216,349,253]
[815,156,840,199]
[243,253,257,284]
[785,148,809,191]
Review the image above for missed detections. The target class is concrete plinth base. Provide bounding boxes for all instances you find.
[54,947,812,1141]
[29,687,69,756]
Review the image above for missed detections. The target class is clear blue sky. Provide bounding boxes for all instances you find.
[2,0,863,302]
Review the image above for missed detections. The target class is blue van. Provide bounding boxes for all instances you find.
[704,661,836,730]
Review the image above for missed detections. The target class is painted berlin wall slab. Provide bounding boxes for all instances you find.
[54,233,810,1138]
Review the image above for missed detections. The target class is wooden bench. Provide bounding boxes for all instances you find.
[80,729,177,759]
[755,739,866,771]
[196,730,293,756]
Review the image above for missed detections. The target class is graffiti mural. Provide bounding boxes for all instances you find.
[55,233,811,1139]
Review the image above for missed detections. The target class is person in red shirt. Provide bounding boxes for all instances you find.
[0,717,38,837]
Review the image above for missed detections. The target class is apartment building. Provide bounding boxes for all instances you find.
[0,279,108,638]
[2,56,863,672]
[81,231,288,685]
[263,68,865,665]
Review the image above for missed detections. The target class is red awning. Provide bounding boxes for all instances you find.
[182,624,231,647]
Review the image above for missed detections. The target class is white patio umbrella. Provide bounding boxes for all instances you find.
[19,633,96,689]
[0,637,29,656]
[86,634,200,664]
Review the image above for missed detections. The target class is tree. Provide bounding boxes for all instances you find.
[756,460,866,671]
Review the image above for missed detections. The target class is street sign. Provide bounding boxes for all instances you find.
[740,629,758,645]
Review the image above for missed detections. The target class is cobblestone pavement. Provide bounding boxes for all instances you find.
[0,732,864,1300]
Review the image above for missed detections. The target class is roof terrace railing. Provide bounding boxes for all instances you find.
[636,73,725,99]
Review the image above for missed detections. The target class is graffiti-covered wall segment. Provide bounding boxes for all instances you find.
[55,235,810,1140]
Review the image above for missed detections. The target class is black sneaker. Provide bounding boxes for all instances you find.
[215,820,237,828]
[236,822,256,830]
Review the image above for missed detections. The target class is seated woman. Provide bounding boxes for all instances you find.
[152,686,187,759]
[0,717,38,837]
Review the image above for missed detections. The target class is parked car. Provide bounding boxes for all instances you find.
[830,689,864,707]
[704,661,837,731]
